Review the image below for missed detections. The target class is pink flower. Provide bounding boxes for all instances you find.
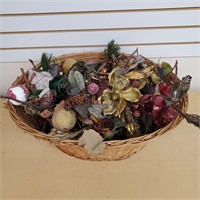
[154,107,179,127]
[139,94,178,127]
[87,83,99,95]
[139,94,165,115]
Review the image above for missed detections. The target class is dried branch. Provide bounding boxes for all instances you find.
[20,68,31,89]
[173,106,200,129]
[169,60,178,98]
[29,59,37,69]
[124,48,138,68]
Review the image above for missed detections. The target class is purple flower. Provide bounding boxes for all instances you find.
[87,83,100,95]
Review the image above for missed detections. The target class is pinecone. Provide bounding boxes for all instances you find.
[124,106,133,123]
[65,95,85,109]
[98,118,115,130]
[94,117,115,137]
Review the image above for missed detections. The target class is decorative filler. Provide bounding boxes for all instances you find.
[1,40,199,160]
[7,85,29,106]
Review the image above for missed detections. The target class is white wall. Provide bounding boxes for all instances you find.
[0,0,199,93]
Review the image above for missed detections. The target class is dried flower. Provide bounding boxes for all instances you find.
[87,82,100,95]
[155,107,179,127]
[7,85,29,106]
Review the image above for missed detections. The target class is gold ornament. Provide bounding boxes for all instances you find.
[52,108,76,131]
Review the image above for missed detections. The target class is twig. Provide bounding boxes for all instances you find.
[29,72,36,83]
[169,60,178,98]
[140,55,155,65]
[124,48,138,68]
[154,57,161,76]
[20,68,31,89]
[173,105,200,128]
[50,127,90,144]
[29,59,37,69]
[95,62,107,76]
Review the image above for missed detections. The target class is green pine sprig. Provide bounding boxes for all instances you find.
[40,53,53,71]
[104,40,121,60]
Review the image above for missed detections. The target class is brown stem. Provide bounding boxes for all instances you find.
[124,48,138,68]
[95,62,107,76]
[29,59,37,68]
[154,57,161,76]
[29,72,36,83]
[20,68,31,89]
[172,104,200,128]
[169,60,178,98]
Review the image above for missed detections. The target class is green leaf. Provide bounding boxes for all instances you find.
[74,60,85,68]
[160,62,172,77]
[88,107,105,119]
[74,71,85,91]
[49,76,65,94]
[30,89,42,97]
[67,71,80,95]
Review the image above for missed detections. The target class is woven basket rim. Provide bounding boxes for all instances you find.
[7,100,187,145]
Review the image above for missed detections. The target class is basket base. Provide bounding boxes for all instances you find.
[56,143,145,161]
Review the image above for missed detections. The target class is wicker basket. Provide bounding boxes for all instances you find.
[6,52,188,161]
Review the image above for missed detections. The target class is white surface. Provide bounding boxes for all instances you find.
[0,1,199,61]
[1,10,199,32]
[1,28,199,48]
[1,0,199,14]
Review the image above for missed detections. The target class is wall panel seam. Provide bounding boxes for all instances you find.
[1,25,199,35]
[1,7,199,17]
[1,41,199,51]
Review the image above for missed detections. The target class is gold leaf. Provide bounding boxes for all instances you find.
[62,58,77,73]
[138,81,147,90]
[120,87,142,102]
[98,88,112,103]
[151,73,160,84]
[115,99,127,116]
[102,99,117,115]
[108,68,129,90]
[142,65,155,74]
[108,68,116,87]
[124,71,144,80]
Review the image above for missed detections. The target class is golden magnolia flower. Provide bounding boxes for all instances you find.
[98,68,142,116]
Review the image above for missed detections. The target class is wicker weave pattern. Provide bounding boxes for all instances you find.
[6,52,188,161]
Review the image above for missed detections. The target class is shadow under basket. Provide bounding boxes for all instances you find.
[6,52,188,161]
